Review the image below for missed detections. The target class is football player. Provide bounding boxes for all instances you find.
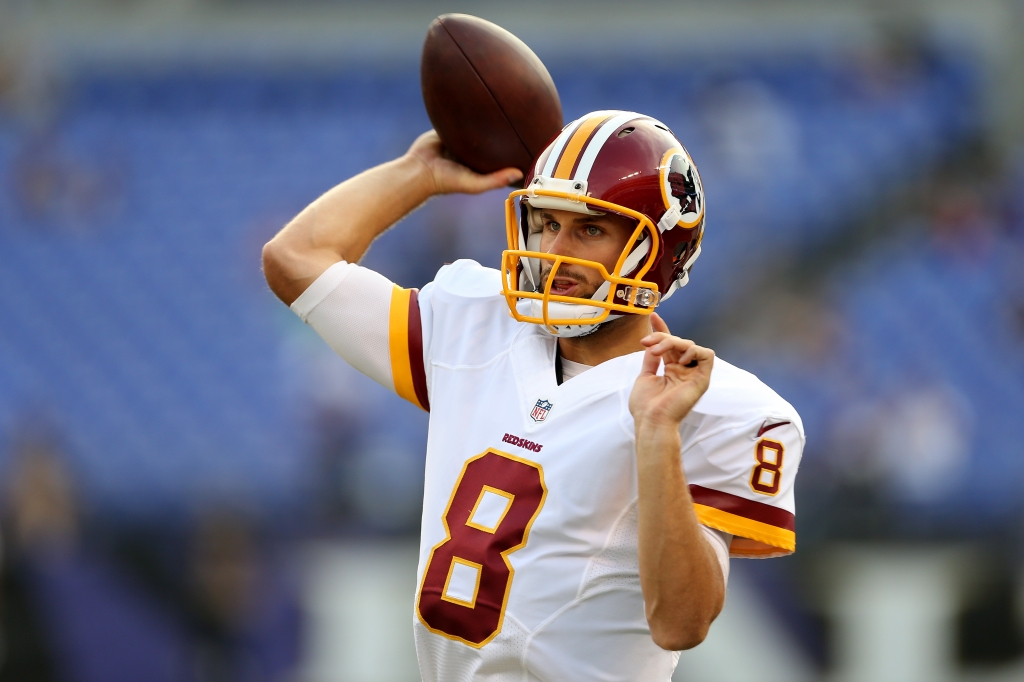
[263,111,803,681]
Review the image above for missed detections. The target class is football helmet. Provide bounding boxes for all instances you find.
[501,110,705,337]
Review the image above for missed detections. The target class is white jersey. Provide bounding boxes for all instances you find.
[292,259,804,682]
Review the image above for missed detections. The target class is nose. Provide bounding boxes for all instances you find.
[545,228,573,257]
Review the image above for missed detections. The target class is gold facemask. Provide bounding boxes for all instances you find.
[500,188,662,334]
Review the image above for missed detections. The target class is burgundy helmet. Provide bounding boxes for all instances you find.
[501,110,705,337]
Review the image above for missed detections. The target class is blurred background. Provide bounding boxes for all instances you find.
[0,0,1022,680]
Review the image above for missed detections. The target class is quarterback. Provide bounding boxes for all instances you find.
[263,111,803,681]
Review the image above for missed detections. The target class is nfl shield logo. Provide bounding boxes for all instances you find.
[530,399,553,423]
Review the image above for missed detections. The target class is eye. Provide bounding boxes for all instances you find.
[547,220,561,232]
[585,225,602,237]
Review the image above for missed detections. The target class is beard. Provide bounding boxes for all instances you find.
[537,261,603,300]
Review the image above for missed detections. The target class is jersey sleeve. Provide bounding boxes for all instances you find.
[683,416,803,559]
[290,260,431,411]
[701,526,732,587]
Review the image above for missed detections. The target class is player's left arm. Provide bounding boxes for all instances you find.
[628,313,722,652]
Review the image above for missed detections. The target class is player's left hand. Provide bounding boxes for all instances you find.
[629,313,714,431]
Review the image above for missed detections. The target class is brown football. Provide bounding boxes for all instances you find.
[421,14,563,180]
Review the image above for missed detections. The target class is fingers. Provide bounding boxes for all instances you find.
[458,167,523,194]
[676,343,713,369]
[407,130,524,195]
[651,312,670,334]
[499,167,525,187]
[640,332,713,368]
[640,332,678,366]
[638,345,663,377]
[640,331,690,357]
[637,330,714,389]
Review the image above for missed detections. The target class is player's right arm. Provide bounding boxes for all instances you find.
[262,131,522,306]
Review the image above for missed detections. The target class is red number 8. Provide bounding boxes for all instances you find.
[417,449,547,647]
[750,439,784,496]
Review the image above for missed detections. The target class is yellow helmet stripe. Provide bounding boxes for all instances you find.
[552,113,613,180]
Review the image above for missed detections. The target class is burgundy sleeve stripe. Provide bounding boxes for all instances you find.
[689,484,794,532]
[407,289,430,412]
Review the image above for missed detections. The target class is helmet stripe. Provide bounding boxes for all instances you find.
[572,111,648,182]
[564,120,611,180]
[539,110,620,178]
[538,121,578,177]
[552,113,613,179]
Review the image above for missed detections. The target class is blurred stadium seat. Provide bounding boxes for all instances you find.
[729,176,1024,530]
[0,49,982,521]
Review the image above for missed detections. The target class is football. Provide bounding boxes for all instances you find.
[421,14,563,180]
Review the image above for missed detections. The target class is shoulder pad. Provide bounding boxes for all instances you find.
[432,260,503,300]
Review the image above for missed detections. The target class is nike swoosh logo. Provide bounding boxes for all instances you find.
[757,420,791,438]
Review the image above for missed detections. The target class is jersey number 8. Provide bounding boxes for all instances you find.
[750,439,784,496]
[417,449,547,647]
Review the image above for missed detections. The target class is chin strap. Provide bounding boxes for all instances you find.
[664,243,701,298]
[658,205,682,232]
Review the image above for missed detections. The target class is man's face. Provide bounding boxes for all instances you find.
[536,208,637,300]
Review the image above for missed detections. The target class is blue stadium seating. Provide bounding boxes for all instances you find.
[0,51,983,518]
[731,222,1024,527]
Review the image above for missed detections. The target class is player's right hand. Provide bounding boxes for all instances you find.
[405,130,523,196]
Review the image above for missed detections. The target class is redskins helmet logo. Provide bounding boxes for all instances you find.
[659,149,704,230]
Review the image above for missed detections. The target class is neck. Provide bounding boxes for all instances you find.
[557,314,653,366]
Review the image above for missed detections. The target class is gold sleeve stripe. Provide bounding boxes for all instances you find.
[694,504,796,554]
[728,537,792,558]
[552,113,612,179]
[388,285,427,411]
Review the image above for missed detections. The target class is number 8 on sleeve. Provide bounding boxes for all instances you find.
[750,439,784,496]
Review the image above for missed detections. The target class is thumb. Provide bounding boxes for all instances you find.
[465,167,523,194]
